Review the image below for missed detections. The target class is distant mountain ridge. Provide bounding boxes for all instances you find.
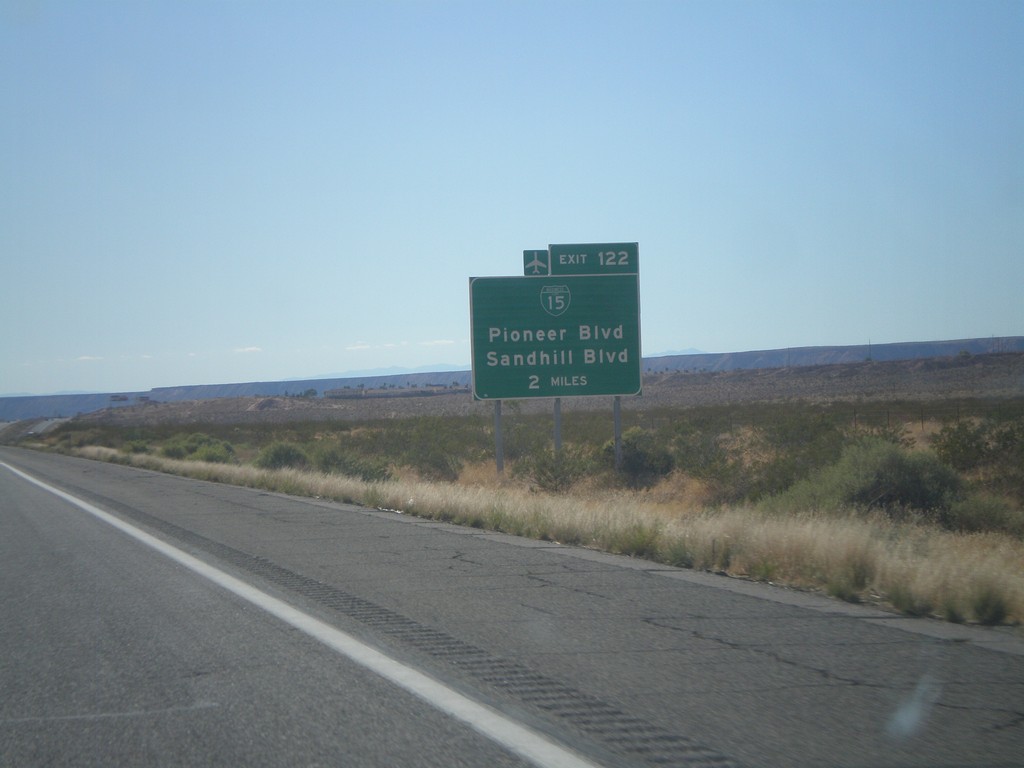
[645,337,1024,373]
[2,336,1021,422]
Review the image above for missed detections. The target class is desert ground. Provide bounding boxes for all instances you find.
[64,352,1024,427]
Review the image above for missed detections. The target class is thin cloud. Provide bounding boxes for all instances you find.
[76,355,103,362]
[234,346,263,354]
[346,339,453,352]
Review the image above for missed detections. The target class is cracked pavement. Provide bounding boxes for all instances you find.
[4,448,1023,767]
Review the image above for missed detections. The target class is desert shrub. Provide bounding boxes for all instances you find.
[255,442,309,470]
[990,419,1024,454]
[944,494,1024,537]
[53,426,118,450]
[986,421,1024,502]
[846,444,961,513]
[499,416,548,462]
[604,520,663,559]
[513,445,595,493]
[161,433,235,462]
[767,438,962,521]
[311,444,391,482]
[858,423,915,449]
[161,442,188,459]
[603,427,675,489]
[969,578,1010,625]
[887,583,933,617]
[670,424,759,505]
[672,424,732,480]
[408,445,463,482]
[748,412,847,500]
[933,418,1024,503]
[933,421,990,471]
[189,442,234,463]
[395,416,483,482]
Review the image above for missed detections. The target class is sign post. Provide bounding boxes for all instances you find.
[494,400,504,474]
[553,397,562,455]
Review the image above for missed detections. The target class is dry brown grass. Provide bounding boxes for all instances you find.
[71,445,1024,627]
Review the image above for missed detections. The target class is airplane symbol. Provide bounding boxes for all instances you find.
[524,250,549,276]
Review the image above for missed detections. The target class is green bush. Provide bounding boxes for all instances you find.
[859,423,915,449]
[311,444,391,482]
[846,443,961,513]
[933,421,990,471]
[670,427,754,505]
[969,579,1010,625]
[672,425,732,480]
[603,427,674,489]
[161,433,235,463]
[190,443,234,464]
[513,445,594,493]
[986,421,1024,502]
[749,413,847,500]
[933,418,1024,504]
[944,494,1024,537]
[767,438,962,521]
[396,417,480,482]
[408,446,463,482]
[255,442,309,470]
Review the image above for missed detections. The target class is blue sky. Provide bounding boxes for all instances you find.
[2,0,1021,395]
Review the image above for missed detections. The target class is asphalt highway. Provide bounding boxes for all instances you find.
[2,447,1022,767]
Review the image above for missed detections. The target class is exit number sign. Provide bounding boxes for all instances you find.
[524,243,639,277]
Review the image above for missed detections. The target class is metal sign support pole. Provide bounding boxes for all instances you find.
[553,398,562,456]
[613,396,623,470]
[494,400,504,474]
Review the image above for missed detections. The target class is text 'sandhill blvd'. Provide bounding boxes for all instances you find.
[486,324,628,368]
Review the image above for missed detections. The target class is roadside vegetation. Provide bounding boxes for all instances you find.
[24,397,1024,626]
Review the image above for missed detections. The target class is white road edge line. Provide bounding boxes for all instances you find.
[1,461,602,768]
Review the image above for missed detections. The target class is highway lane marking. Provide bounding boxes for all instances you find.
[1,462,603,768]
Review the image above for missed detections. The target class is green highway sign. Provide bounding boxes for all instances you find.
[547,242,638,275]
[469,274,641,400]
